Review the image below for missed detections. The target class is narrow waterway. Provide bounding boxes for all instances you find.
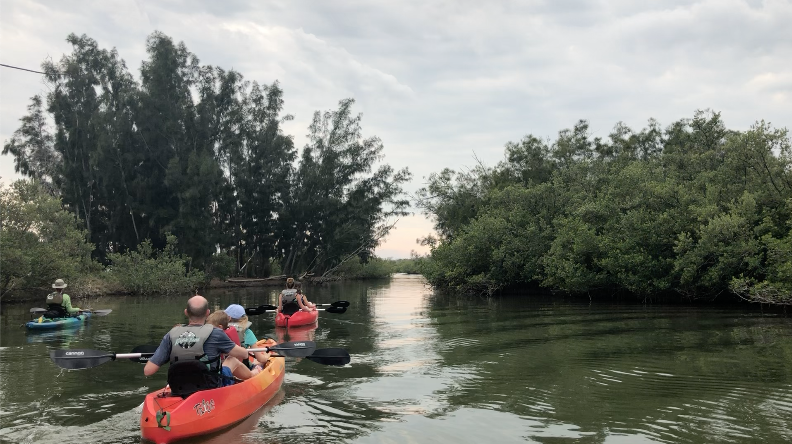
[1,274,791,443]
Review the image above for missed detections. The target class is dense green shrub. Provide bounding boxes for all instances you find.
[419,112,792,303]
[106,235,205,295]
[0,180,99,296]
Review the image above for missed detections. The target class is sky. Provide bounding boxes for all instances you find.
[1,0,791,258]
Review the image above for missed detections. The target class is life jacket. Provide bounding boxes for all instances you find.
[281,288,298,304]
[166,324,223,396]
[229,320,252,346]
[224,326,241,346]
[44,292,69,318]
[46,291,64,305]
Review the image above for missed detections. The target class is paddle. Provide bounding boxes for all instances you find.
[306,348,351,366]
[50,341,318,370]
[29,308,113,316]
[245,304,347,316]
[316,301,350,308]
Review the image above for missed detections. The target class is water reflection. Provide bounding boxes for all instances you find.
[2,276,792,443]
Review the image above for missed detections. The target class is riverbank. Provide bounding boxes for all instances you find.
[0,277,292,304]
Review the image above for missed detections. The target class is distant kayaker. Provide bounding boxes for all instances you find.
[295,282,316,310]
[277,277,315,314]
[225,304,258,348]
[144,295,261,387]
[44,279,81,318]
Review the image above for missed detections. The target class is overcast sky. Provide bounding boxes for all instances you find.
[2,0,791,258]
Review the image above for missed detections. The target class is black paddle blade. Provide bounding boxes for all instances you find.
[50,349,115,370]
[245,304,277,316]
[331,301,350,308]
[306,348,351,366]
[325,306,347,314]
[269,340,317,358]
[130,345,159,363]
[245,306,262,316]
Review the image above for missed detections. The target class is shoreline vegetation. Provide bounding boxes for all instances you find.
[1,31,412,301]
[415,112,792,306]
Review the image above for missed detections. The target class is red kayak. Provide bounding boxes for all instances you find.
[275,309,318,328]
[140,345,284,443]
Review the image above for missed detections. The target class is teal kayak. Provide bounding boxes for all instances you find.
[26,312,91,330]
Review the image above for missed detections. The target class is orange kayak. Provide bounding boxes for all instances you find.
[140,355,285,443]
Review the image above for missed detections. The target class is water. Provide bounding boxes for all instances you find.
[1,274,791,443]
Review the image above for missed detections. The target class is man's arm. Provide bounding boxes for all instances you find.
[144,361,160,376]
[62,294,81,314]
[144,335,171,376]
[228,344,251,361]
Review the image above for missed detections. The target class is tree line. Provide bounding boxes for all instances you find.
[417,111,792,304]
[2,32,410,284]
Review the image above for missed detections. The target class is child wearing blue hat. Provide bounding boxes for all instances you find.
[225,304,258,348]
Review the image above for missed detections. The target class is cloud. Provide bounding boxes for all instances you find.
[2,0,791,258]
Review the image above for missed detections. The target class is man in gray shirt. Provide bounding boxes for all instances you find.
[144,295,259,385]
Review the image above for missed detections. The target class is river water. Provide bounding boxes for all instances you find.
[1,274,791,443]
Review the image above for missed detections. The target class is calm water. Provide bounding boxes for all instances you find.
[1,274,791,443]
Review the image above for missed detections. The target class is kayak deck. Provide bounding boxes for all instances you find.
[26,312,91,330]
[140,355,285,444]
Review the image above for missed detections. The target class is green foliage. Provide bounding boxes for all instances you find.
[419,112,792,303]
[203,253,236,282]
[0,180,98,295]
[332,257,393,280]
[3,31,409,285]
[280,98,411,276]
[386,253,427,274]
[106,235,205,295]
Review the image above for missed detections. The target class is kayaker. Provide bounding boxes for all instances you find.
[43,279,81,318]
[207,309,242,346]
[277,277,314,315]
[144,296,260,388]
[295,282,316,310]
[225,304,258,348]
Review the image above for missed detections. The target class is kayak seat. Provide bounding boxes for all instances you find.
[167,361,222,398]
[282,302,299,316]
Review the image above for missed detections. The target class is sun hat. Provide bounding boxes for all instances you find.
[225,304,245,319]
[52,279,67,289]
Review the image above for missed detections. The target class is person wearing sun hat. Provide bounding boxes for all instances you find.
[44,279,81,318]
[225,304,258,348]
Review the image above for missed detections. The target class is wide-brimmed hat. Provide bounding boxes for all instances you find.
[52,279,67,289]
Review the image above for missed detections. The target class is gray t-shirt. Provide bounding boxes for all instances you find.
[149,326,236,370]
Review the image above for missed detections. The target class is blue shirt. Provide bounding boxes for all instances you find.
[149,327,236,369]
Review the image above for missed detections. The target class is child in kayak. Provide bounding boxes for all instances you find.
[207,309,261,383]
[207,309,241,346]
[225,304,258,348]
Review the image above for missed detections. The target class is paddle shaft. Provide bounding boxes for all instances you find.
[73,345,307,361]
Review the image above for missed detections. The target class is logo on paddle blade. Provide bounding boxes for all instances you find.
[65,351,85,356]
[194,399,215,416]
[176,332,199,349]
[293,342,305,347]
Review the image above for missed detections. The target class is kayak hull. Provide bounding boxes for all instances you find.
[140,355,285,444]
[274,309,318,328]
[26,312,91,330]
